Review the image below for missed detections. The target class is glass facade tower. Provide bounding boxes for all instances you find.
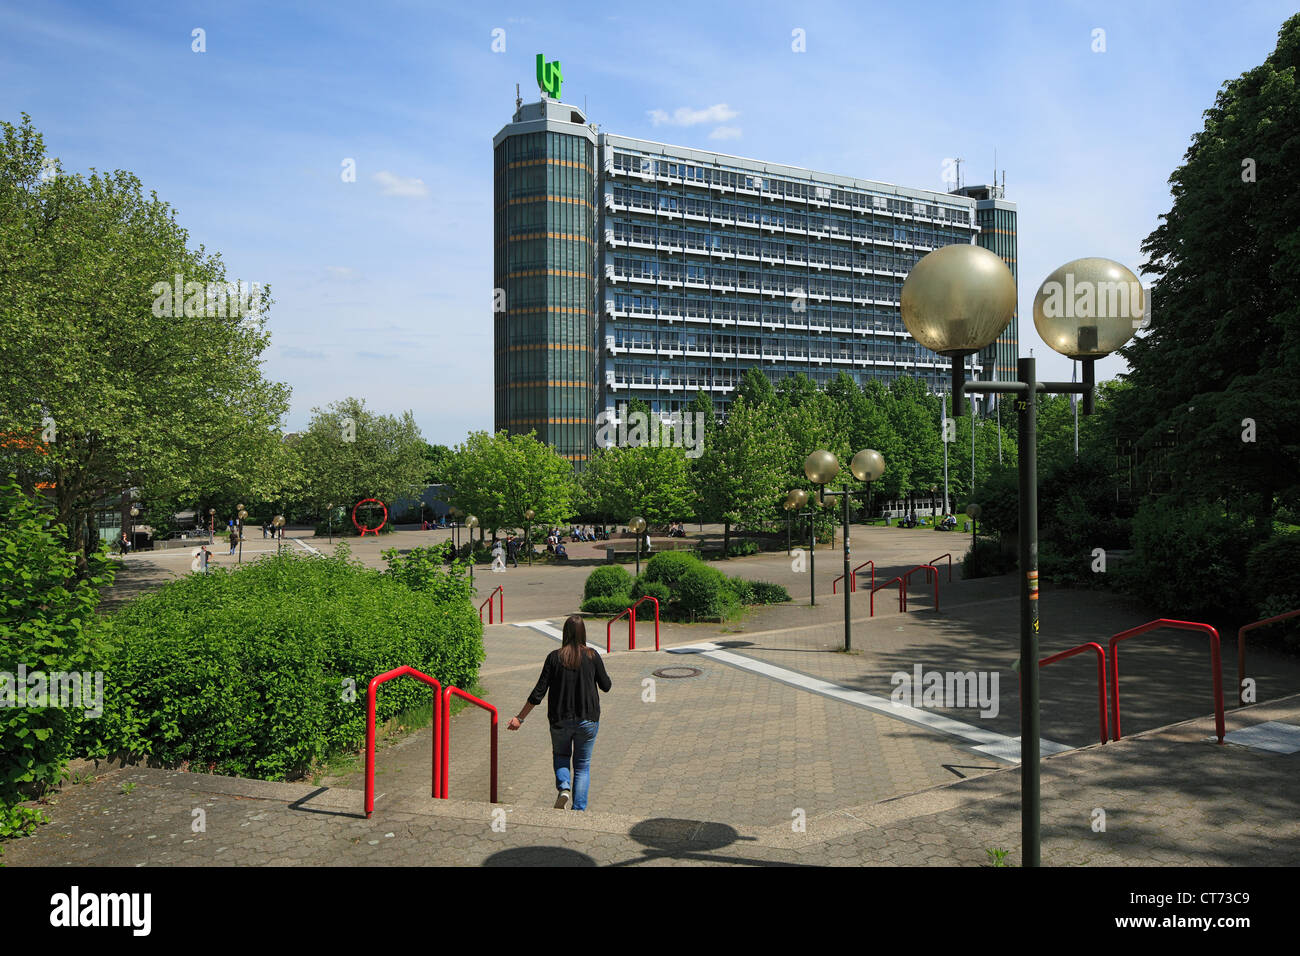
[493,99,597,463]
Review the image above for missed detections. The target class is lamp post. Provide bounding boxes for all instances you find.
[327,503,334,545]
[805,449,885,652]
[781,493,797,555]
[272,515,285,555]
[465,514,479,589]
[524,509,535,567]
[449,506,462,552]
[785,489,813,605]
[628,516,646,578]
[966,503,981,553]
[128,505,139,552]
[901,246,1143,868]
[929,485,937,524]
[208,507,215,544]
[237,506,247,564]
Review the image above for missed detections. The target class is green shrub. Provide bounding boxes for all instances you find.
[1244,533,1300,649]
[961,539,1017,579]
[676,564,739,621]
[81,549,483,780]
[727,576,756,604]
[580,594,635,615]
[643,551,705,589]
[630,578,671,608]
[0,479,113,844]
[383,544,472,604]
[726,540,760,557]
[584,565,633,600]
[749,581,791,604]
[1127,499,1254,621]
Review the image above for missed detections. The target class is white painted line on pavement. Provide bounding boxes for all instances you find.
[668,643,1068,764]
[292,538,322,556]
[513,620,608,655]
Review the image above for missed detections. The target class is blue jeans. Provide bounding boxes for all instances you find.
[550,719,598,810]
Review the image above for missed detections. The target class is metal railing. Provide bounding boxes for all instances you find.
[853,560,876,593]
[365,666,442,817]
[1028,642,1109,745]
[607,596,661,652]
[1108,618,1225,744]
[901,564,940,612]
[1237,608,1300,706]
[929,553,953,583]
[440,686,498,803]
[870,576,904,616]
[479,586,504,624]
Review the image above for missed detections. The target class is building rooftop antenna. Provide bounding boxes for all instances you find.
[954,157,963,190]
[515,83,522,111]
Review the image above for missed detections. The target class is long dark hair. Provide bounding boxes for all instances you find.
[558,615,593,670]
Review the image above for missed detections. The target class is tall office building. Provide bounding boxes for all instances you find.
[493,94,1018,464]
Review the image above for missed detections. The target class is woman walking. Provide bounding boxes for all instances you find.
[507,616,612,811]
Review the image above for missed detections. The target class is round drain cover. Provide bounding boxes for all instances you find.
[652,666,702,679]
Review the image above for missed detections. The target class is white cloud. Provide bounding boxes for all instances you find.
[647,104,739,127]
[708,126,742,141]
[324,266,360,281]
[372,170,430,198]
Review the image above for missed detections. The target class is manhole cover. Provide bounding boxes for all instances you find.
[652,666,703,679]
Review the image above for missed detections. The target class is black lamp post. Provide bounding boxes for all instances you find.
[784,489,814,606]
[237,506,247,563]
[628,516,646,578]
[901,246,1144,868]
[208,507,215,544]
[525,508,535,567]
[272,515,285,555]
[805,449,885,652]
[465,514,479,589]
[966,502,981,553]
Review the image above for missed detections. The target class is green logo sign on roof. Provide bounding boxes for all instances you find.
[536,54,562,100]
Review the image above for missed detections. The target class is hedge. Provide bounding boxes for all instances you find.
[79,547,483,780]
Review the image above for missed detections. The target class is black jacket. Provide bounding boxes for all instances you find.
[528,648,612,724]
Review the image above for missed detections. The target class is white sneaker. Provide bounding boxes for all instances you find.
[554,789,572,810]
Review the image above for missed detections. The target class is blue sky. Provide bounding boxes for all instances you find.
[2,0,1292,445]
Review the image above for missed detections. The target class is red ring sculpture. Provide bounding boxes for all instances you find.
[351,498,388,536]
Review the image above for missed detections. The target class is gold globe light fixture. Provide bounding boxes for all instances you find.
[1033,258,1144,413]
[900,244,1017,415]
[850,449,885,483]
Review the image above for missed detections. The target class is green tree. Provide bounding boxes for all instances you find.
[443,430,575,538]
[294,398,426,515]
[1117,15,1300,538]
[580,440,695,525]
[0,114,291,572]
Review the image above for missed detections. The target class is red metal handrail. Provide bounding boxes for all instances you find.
[870,576,904,617]
[901,564,940,612]
[440,686,498,803]
[630,595,660,650]
[1020,642,1108,745]
[1237,607,1300,706]
[607,597,661,651]
[607,605,632,653]
[365,666,442,817]
[1108,618,1224,744]
[851,559,876,593]
[930,553,952,583]
[832,572,850,594]
[478,585,504,624]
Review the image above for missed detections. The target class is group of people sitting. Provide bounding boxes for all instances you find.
[565,525,602,542]
[667,521,687,538]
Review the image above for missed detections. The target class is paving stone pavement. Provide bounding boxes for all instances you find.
[7,695,1297,866]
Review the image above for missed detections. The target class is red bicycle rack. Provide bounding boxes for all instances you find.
[1108,618,1225,744]
[870,576,904,616]
[365,666,442,817]
[1237,608,1300,705]
[929,553,952,583]
[607,596,660,652]
[479,585,503,624]
[1020,642,1109,745]
[440,686,498,803]
[901,564,940,612]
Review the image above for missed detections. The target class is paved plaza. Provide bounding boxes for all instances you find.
[12,526,1299,866]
